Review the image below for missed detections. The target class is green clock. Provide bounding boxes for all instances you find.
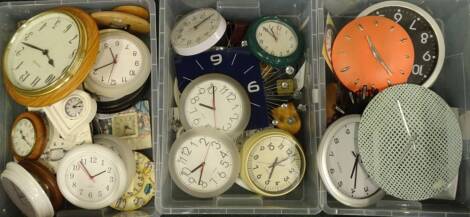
[246,16,304,67]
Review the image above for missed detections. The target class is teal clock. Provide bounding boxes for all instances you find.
[246,16,304,67]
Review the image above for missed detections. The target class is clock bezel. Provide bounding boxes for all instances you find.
[10,112,48,161]
[358,0,445,88]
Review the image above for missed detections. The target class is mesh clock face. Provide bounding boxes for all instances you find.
[358,84,462,200]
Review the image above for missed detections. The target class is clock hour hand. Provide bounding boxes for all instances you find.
[199,103,215,110]
[93,62,114,72]
[91,170,106,178]
[22,42,54,67]
[365,35,393,76]
[263,27,278,41]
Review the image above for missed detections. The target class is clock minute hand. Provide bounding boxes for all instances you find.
[193,13,215,30]
[263,27,278,41]
[365,35,393,76]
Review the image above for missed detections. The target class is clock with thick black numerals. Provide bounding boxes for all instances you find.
[175,47,269,130]
[359,1,445,88]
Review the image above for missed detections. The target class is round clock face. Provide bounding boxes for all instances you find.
[170,8,226,56]
[332,16,414,92]
[359,1,444,87]
[255,20,298,57]
[5,12,80,91]
[319,115,383,207]
[180,74,251,135]
[65,96,84,119]
[57,145,128,209]
[86,30,150,99]
[169,128,240,198]
[242,129,305,196]
[11,119,36,157]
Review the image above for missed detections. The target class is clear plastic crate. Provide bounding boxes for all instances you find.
[318,0,470,216]
[155,0,321,215]
[0,0,157,217]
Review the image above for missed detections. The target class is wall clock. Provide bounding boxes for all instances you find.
[175,47,269,129]
[358,1,445,87]
[168,128,240,198]
[3,7,99,107]
[170,8,227,56]
[240,128,306,197]
[10,112,48,161]
[245,16,304,68]
[318,115,384,207]
[331,16,414,92]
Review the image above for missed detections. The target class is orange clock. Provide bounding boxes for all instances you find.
[332,16,414,92]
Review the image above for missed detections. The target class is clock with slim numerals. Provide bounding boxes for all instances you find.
[3,7,99,107]
[179,73,251,137]
[318,115,384,207]
[10,112,48,161]
[57,144,128,209]
[85,29,150,100]
[168,128,240,198]
[359,1,445,87]
[240,129,306,197]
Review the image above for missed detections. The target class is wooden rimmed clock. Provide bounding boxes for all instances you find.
[3,7,99,107]
[10,112,48,161]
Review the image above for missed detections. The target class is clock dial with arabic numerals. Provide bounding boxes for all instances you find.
[255,20,298,57]
[241,129,306,197]
[168,128,240,198]
[179,73,251,136]
[359,1,445,87]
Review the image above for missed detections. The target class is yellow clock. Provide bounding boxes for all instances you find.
[3,7,99,107]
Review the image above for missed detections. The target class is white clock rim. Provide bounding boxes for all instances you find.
[56,144,129,209]
[84,29,151,99]
[1,162,54,217]
[179,73,251,138]
[93,134,136,188]
[241,129,306,197]
[357,0,445,88]
[170,8,227,56]
[168,128,241,198]
[317,115,385,208]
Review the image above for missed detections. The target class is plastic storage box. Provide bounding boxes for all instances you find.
[155,0,321,215]
[0,0,157,216]
[318,0,470,216]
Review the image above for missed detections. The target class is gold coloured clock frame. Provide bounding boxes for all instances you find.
[3,7,99,107]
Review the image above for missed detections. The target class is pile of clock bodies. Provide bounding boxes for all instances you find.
[0,6,155,217]
[318,1,462,208]
[167,8,307,198]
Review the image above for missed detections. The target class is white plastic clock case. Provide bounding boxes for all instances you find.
[157,0,320,215]
[0,1,157,216]
[319,0,470,216]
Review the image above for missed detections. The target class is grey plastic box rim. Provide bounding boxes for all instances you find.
[156,0,322,215]
[0,0,157,217]
[318,0,470,216]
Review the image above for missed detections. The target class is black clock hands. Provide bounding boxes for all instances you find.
[193,13,215,30]
[107,48,118,83]
[263,27,278,41]
[350,151,360,189]
[268,157,279,180]
[91,170,106,178]
[22,42,55,67]
[18,130,32,147]
[93,62,114,72]
[199,103,215,110]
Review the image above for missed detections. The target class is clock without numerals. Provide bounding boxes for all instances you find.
[168,128,240,198]
[318,115,384,207]
[359,1,445,87]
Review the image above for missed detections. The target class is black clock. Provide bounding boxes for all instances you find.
[96,80,149,114]
[359,1,445,88]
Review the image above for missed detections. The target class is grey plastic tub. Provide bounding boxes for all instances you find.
[0,0,157,217]
[155,0,322,215]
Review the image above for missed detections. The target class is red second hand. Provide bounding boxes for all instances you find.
[212,85,217,128]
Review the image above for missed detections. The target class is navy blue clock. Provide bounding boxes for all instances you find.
[175,47,269,130]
